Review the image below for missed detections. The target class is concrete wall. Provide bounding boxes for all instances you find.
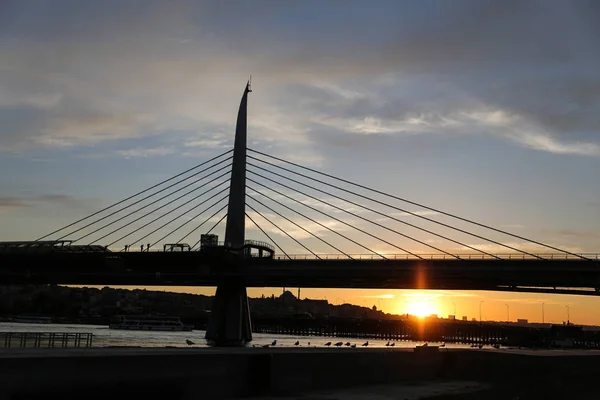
[1,350,252,400]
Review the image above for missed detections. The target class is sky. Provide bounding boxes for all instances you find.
[1,0,600,324]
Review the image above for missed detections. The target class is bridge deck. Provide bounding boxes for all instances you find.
[0,251,599,295]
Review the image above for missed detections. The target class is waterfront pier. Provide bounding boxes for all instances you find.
[3,347,600,399]
[1,332,93,349]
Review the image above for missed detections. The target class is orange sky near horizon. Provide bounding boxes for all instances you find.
[88,285,598,326]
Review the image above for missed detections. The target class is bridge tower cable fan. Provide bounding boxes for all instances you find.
[246,150,588,260]
[247,175,450,260]
[245,202,315,258]
[247,192,346,260]
[245,211,290,259]
[78,164,232,245]
[190,212,228,249]
[35,149,232,242]
[102,184,230,249]
[246,186,353,258]
[246,165,496,259]
[247,179,390,259]
[205,80,253,346]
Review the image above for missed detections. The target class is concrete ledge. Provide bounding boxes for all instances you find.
[2,348,600,399]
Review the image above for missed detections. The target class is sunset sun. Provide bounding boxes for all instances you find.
[405,299,438,318]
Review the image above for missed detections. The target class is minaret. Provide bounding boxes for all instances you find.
[205,81,253,346]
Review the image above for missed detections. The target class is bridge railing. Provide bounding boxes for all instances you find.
[199,240,275,252]
[274,253,600,261]
[243,240,275,252]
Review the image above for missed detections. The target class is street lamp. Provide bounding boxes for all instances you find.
[542,303,545,324]
[505,303,509,322]
[479,301,484,323]
[565,305,570,324]
[452,301,456,317]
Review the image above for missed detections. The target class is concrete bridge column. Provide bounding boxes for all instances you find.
[206,282,252,346]
[205,81,252,346]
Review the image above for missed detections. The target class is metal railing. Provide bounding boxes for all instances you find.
[0,240,74,253]
[28,243,597,261]
[1,332,93,348]
[274,253,600,261]
[200,240,275,252]
[243,240,275,252]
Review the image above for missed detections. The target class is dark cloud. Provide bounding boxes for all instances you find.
[250,1,600,148]
[1,0,600,157]
[476,77,600,136]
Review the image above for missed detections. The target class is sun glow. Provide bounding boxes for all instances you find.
[404,298,438,318]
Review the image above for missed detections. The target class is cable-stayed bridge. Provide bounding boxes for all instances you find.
[1,82,598,345]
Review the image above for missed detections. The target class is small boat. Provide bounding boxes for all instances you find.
[109,315,193,331]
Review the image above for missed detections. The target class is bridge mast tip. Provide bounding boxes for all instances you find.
[248,75,252,92]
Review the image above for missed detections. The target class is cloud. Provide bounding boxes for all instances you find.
[360,294,396,299]
[306,96,600,157]
[465,110,600,157]
[0,194,94,215]
[115,147,175,158]
[545,229,600,240]
[184,136,230,149]
[0,197,30,214]
[511,132,600,157]
[1,0,600,162]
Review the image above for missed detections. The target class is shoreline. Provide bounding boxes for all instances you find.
[2,319,596,350]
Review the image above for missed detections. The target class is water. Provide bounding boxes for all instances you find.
[0,322,474,349]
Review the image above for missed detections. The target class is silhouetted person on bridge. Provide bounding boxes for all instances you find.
[141,244,144,252]
[147,243,151,252]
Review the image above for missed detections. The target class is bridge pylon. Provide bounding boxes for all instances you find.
[205,81,253,346]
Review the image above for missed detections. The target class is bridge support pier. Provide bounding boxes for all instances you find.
[205,81,253,346]
[205,282,252,346]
